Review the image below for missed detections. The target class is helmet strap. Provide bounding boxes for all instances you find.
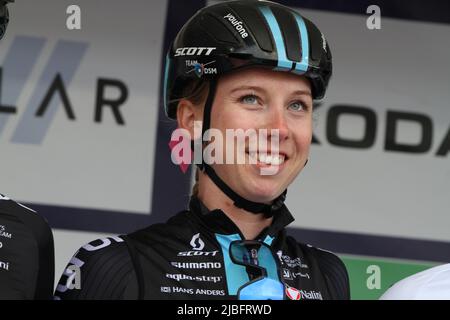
[199,163,287,218]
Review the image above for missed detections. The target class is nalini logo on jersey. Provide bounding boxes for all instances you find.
[300,290,323,300]
[286,286,301,300]
[286,286,323,300]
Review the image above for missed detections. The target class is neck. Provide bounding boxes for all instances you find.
[196,170,273,240]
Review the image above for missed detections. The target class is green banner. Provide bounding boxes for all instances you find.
[339,254,438,300]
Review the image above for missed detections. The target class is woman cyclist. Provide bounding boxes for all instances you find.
[55,0,350,300]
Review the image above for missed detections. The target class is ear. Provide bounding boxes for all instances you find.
[176,99,202,140]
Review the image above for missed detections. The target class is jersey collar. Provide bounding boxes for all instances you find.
[188,195,295,240]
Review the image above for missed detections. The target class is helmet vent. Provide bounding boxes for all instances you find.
[228,2,274,53]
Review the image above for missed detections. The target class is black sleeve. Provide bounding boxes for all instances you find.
[54,236,138,300]
[313,248,351,300]
[0,196,54,300]
[20,203,55,300]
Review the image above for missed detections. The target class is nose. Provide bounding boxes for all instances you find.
[267,105,289,142]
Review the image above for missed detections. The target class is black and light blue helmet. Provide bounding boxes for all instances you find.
[164,0,332,119]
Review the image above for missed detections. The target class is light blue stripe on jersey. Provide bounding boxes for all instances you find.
[262,235,279,281]
[215,233,248,295]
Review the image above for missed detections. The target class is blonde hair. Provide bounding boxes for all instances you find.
[171,79,209,108]
[192,167,200,197]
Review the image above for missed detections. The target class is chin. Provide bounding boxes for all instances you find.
[242,181,284,204]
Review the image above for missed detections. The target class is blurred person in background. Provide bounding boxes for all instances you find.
[0,193,55,299]
[0,0,55,301]
[380,263,450,300]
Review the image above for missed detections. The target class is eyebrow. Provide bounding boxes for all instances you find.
[230,85,312,97]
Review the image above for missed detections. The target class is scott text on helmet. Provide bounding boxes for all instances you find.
[174,47,216,57]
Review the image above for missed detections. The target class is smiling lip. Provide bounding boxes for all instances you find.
[245,150,289,170]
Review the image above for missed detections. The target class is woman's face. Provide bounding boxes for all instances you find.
[208,67,313,204]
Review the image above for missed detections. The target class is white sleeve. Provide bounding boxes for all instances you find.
[380,263,450,300]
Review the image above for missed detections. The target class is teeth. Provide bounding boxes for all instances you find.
[247,151,285,165]
[258,153,266,163]
[272,155,284,165]
[248,152,257,163]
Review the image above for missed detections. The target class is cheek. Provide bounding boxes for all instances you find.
[208,104,251,162]
[211,105,258,153]
[211,105,255,131]
[291,122,313,153]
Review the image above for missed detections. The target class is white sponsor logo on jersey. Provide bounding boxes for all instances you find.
[300,290,323,300]
[282,268,293,280]
[277,251,309,269]
[0,259,10,271]
[286,286,301,300]
[160,286,171,293]
[161,286,225,296]
[177,250,219,257]
[166,273,222,283]
[178,233,219,256]
[0,225,12,239]
[282,267,310,280]
[82,236,123,252]
[55,256,85,293]
[171,261,221,269]
[286,286,323,300]
[190,233,205,251]
[293,272,310,279]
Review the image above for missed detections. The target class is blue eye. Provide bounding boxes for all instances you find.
[240,95,258,105]
[288,101,305,112]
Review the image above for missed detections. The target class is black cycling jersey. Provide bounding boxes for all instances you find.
[0,194,55,300]
[55,196,350,300]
